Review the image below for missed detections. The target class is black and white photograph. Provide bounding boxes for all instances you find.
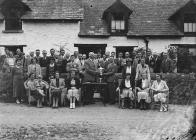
[0,0,196,139]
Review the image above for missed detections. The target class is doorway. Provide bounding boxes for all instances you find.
[2,45,25,55]
[74,44,107,58]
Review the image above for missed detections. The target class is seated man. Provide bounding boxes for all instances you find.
[151,74,169,112]
[66,68,81,109]
[117,73,135,109]
[136,73,151,110]
[50,71,65,108]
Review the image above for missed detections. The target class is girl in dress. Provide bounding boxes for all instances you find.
[12,59,25,104]
[46,58,57,81]
[66,69,80,109]
[119,73,135,109]
[136,73,151,110]
[151,74,169,112]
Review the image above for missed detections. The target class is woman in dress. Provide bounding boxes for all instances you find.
[26,73,46,108]
[118,73,135,109]
[46,58,57,81]
[151,74,169,112]
[66,69,80,109]
[136,73,151,110]
[28,58,42,79]
[12,59,25,104]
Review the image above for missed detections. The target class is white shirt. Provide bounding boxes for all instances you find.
[126,66,132,74]
[125,80,131,88]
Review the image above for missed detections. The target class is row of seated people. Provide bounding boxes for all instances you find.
[25,69,80,109]
[117,73,169,112]
[25,67,169,111]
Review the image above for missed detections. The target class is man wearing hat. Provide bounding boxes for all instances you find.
[40,50,49,80]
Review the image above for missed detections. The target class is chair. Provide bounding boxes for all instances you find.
[24,79,49,105]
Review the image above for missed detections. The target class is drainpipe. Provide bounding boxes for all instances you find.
[144,37,149,57]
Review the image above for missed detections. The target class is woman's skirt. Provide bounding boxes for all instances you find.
[13,77,24,98]
[120,88,134,100]
[67,88,79,101]
[154,93,167,103]
[30,90,44,100]
[137,91,150,103]
[51,89,61,99]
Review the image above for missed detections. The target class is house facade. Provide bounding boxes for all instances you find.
[0,0,196,72]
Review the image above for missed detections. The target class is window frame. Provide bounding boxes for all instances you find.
[2,18,23,33]
[183,13,196,36]
[109,13,128,36]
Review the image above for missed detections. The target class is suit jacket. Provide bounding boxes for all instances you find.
[115,58,124,73]
[104,62,117,82]
[135,64,150,80]
[50,78,65,89]
[154,56,162,73]
[161,58,174,73]
[122,65,136,79]
[34,56,41,65]
[66,77,80,89]
[145,56,155,68]
[83,59,97,82]
[40,56,50,67]
[120,79,135,90]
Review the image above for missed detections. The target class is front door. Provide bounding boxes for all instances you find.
[74,44,107,58]
[5,46,24,55]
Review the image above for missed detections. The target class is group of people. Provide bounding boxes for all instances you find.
[0,48,170,111]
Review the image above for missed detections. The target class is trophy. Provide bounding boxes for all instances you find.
[98,66,104,83]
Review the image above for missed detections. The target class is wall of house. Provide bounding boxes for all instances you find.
[0,21,80,55]
[0,20,196,55]
[76,36,196,53]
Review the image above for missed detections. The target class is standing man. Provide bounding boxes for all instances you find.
[122,58,135,79]
[40,50,49,80]
[115,52,124,73]
[154,53,162,73]
[35,49,41,65]
[48,49,57,63]
[145,50,155,73]
[104,57,118,104]
[161,52,174,73]
[83,52,99,104]
[56,49,65,74]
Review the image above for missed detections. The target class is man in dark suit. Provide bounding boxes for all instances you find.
[40,50,50,80]
[34,49,41,65]
[115,52,124,73]
[83,52,99,104]
[145,51,155,73]
[161,52,174,73]
[122,58,135,80]
[153,53,162,73]
[104,57,118,104]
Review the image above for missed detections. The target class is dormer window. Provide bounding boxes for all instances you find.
[184,13,196,34]
[111,13,125,33]
[102,0,132,36]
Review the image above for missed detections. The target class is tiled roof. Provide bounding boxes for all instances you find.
[79,0,196,37]
[21,0,83,20]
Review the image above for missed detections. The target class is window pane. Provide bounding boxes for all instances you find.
[116,20,121,30]
[184,23,189,32]
[120,20,125,30]
[193,23,196,32]
[111,20,115,30]
[188,23,193,32]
